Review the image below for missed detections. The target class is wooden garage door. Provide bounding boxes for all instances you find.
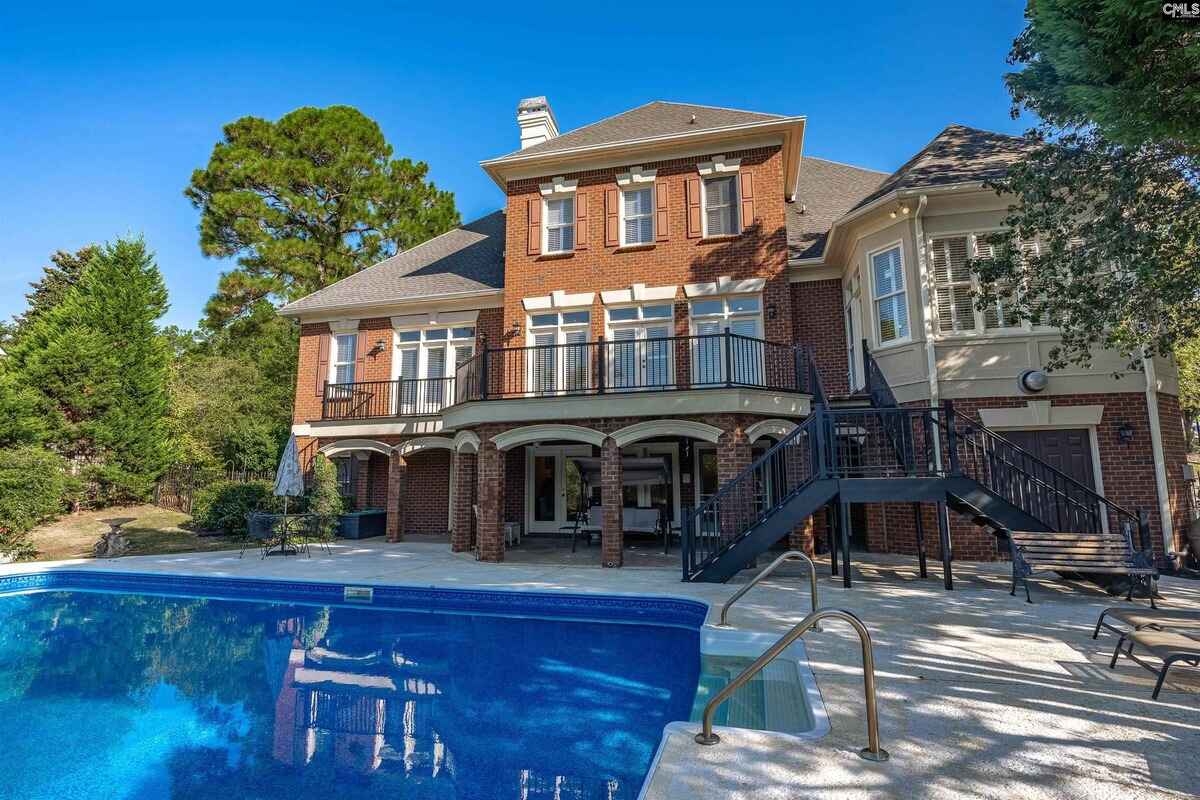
[1002,428,1097,530]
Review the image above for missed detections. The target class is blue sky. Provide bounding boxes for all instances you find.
[0,2,1031,329]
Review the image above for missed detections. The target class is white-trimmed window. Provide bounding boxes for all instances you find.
[394,326,475,411]
[870,245,909,345]
[544,197,575,253]
[621,186,654,245]
[606,303,674,389]
[689,294,762,384]
[702,176,739,236]
[931,233,1022,335]
[332,333,357,384]
[528,310,590,394]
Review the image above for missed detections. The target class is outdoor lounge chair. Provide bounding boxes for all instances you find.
[1092,607,1200,640]
[1108,628,1200,700]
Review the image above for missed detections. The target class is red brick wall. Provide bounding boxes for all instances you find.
[791,278,849,396]
[500,146,791,369]
[402,450,451,536]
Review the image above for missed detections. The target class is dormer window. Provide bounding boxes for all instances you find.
[544,197,575,253]
[621,187,654,245]
[703,176,738,236]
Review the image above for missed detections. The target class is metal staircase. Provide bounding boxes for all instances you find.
[681,347,1152,583]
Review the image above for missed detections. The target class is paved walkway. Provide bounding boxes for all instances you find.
[4,543,1198,799]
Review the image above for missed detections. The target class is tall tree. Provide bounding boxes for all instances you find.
[12,245,98,333]
[12,237,172,501]
[973,1,1200,369]
[185,105,460,328]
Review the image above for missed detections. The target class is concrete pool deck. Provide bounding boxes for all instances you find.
[4,541,1198,799]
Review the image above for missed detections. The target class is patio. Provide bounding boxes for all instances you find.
[4,544,1197,799]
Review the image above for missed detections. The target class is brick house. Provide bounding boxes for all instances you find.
[279,98,1189,578]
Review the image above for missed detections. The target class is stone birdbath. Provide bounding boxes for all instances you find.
[93,517,133,558]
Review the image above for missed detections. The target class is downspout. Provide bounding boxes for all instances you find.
[912,195,939,407]
[1142,355,1176,561]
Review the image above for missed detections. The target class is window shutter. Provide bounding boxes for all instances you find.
[604,187,619,247]
[739,171,755,230]
[354,330,368,379]
[655,181,669,241]
[527,198,541,255]
[575,192,589,250]
[685,177,702,238]
[315,331,330,396]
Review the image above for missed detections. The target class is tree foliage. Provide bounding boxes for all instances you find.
[185,105,460,328]
[0,447,73,559]
[974,2,1200,369]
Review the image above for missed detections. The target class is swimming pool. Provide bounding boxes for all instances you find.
[0,571,707,800]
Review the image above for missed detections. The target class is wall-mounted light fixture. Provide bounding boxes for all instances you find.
[766,304,778,320]
[368,338,387,357]
[1117,421,1136,444]
[508,320,522,339]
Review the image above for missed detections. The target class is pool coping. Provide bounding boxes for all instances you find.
[1,562,831,798]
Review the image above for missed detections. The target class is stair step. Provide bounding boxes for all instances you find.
[691,656,814,735]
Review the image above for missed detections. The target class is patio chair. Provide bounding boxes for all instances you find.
[1109,628,1200,700]
[1092,607,1200,640]
[298,513,335,557]
[242,512,281,559]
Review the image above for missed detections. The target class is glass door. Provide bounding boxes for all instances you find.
[526,445,591,534]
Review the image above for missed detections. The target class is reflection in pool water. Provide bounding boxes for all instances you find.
[0,590,700,800]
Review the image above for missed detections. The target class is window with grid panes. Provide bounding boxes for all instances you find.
[703,176,738,236]
[544,197,574,253]
[621,187,654,245]
[871,246,909,344]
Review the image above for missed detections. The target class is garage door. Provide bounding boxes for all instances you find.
[1001,428,1097,530]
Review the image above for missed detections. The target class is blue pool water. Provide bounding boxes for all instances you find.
[0,574,703,800]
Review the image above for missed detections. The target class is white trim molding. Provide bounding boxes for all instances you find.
[396,436,455,457]
[538,176,578,196]
[492,424,607,451]
[317,438,393,457]
[600,283,678,305]
[977,401,1104,430]
[683,276,766,298]
[616,166,657,186]
[327,319,360,334]
[452,430,481,454]
[610,420,723,448]
[745,419,798,443]
[697,154,741,176]
[391,309,480,329]
[522,290,596,311]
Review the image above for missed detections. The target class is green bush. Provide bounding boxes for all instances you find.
[307,454,344,539]
[81,462,153,508]
[191,480,279,535]
[0,446,71,560]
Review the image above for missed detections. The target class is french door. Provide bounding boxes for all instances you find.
[526,446,590,534]
[609,324,673,390]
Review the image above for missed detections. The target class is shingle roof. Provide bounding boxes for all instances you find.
[489,101,790,161]
[849,124,1033,212]
[787,157,887,260]
[278,211,505,316]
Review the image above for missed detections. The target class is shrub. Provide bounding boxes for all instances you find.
[191,480,278,535]
[0,446,71,560]
[307,455,344,539]
[81,462,153,508]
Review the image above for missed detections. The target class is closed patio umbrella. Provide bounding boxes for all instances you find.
[274,434,305,516]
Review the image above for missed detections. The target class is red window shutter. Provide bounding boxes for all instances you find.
[315,331,330,397]
[685,177,702,239]
[354,328,368,380]
[527,198,541,255]
[575,192,589,250]
[604,187,619,247]
[739,171,755,230]
[655,181,669,241]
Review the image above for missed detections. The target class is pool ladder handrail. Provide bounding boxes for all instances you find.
[716,550,819,629]
[694,607,890,762]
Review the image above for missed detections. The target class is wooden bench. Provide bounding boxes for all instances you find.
[1007,530,1157,605]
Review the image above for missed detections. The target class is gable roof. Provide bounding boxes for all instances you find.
[277,211,505,317]
[489,101,790,161]
[787,157,887,260]
[849,124,1033,212]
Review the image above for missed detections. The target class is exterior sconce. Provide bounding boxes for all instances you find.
[1019,369,1048,394]
[368,338,387,357]
[1117,422,1135,444]
[767,304,778,320]
[508,320,522,338]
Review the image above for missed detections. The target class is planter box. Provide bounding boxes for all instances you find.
[336,509,387,540]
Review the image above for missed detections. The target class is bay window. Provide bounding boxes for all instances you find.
[870,245,909,345]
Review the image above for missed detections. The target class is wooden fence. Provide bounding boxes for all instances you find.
[153,465,276,514]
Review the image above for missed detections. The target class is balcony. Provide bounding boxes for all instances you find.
[320,333,822,423]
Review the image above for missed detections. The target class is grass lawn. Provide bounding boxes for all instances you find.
[26,504,241,561]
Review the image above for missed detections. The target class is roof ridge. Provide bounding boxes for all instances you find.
[802,155,890,175]
[652,99,789,118]
[491,100,663,160]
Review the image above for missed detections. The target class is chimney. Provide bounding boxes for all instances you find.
[517,96,559,150]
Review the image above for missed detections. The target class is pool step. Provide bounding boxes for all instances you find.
[691,655,814,736]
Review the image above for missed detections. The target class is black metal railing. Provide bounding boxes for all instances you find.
[862,340,898,409]
[322,376,456,420]
[825,406,941,479]
[682,414,822,579]
[455,333,821,402]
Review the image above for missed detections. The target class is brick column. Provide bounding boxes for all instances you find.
[385,451,407,542]
[476,442,506,562]
[717,426,753,546]
[601,437,623,567]
[450,450,477,553]
[788,507,822,555]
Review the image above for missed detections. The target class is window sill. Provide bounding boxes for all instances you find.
[537,251,575,261]
[699,234,740,243]
[614,243,656,253]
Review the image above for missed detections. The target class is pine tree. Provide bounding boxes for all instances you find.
[13,246,98,333]
[12,237,172,502]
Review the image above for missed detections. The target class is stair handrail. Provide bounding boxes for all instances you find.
[862,339,898,408]
[716,550,820,629]
[694,607,889,763]
[945,407,1148,544]
[802,344,829,407]
[682,412,824,579]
